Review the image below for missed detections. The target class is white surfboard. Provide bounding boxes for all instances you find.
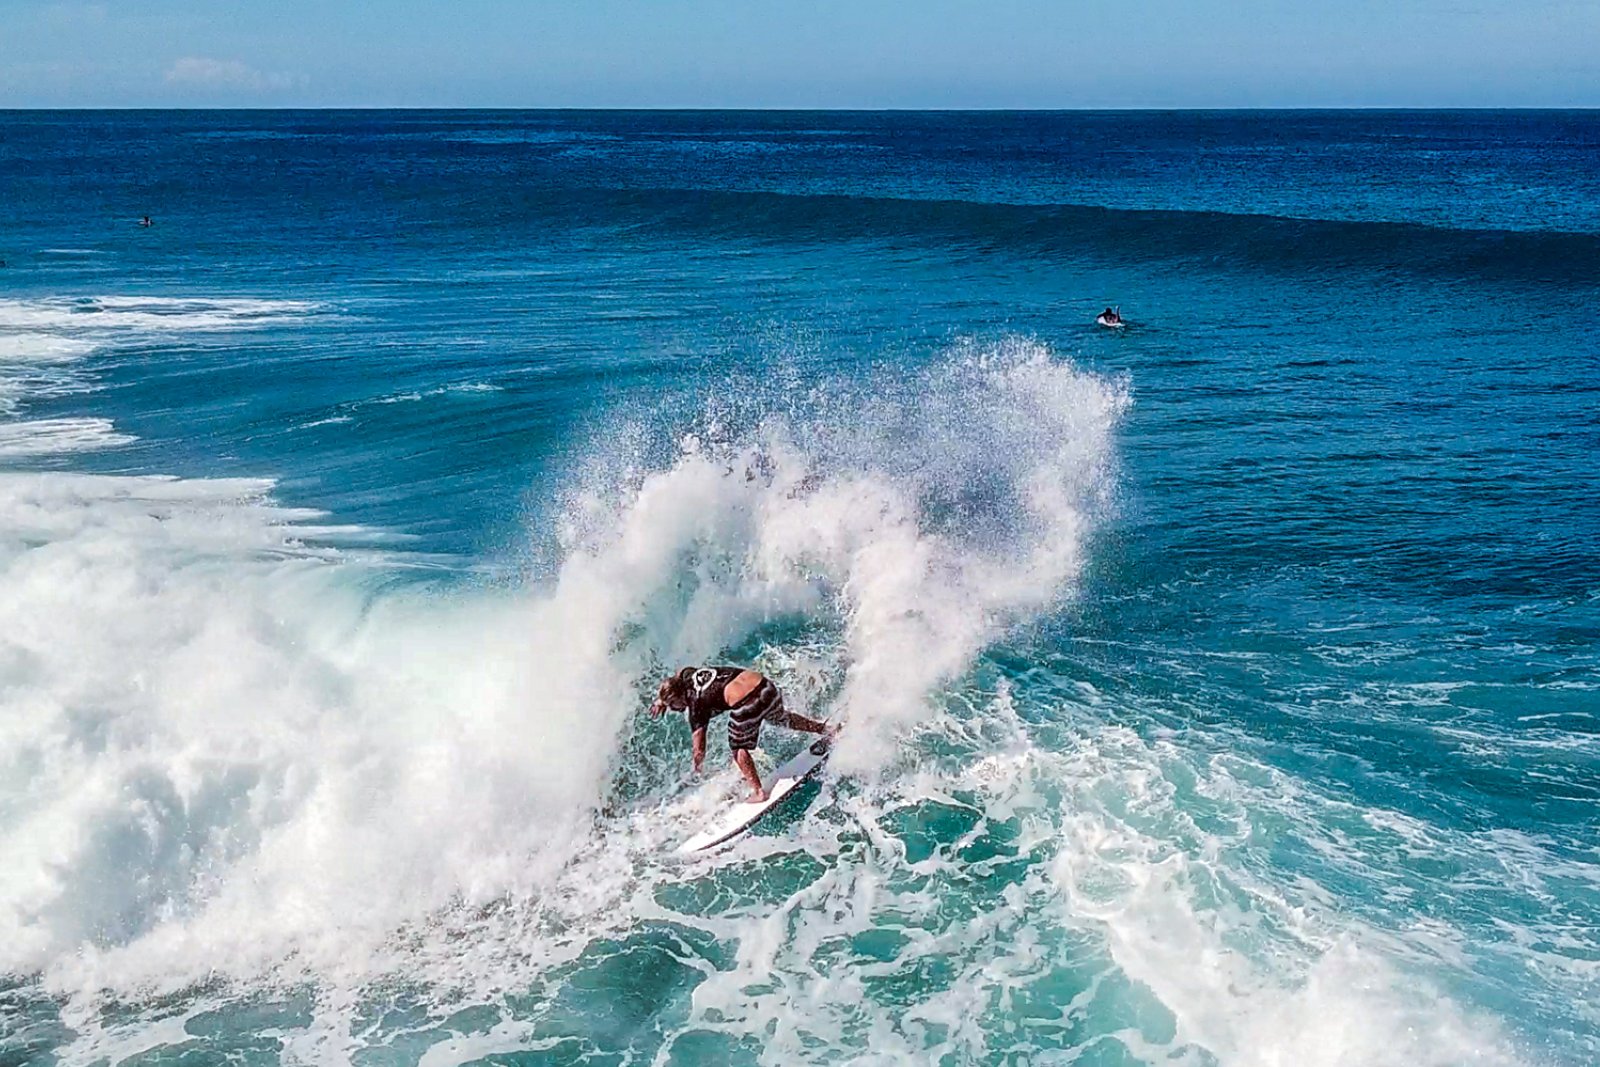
[677,735,833,854]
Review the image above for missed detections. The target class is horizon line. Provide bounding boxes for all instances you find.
[4,104,1600,113]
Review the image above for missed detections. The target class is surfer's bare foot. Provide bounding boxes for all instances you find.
[747,787,768,803]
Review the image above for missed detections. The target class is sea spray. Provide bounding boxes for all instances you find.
[565,338,1129,776]
[0,340,1122,999]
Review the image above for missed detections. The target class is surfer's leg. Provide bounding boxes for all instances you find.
[768,688,835,736]
[732,748,766,802]
[728,686,773,802]
[728,680,779,751]
[781,710,829,734]
[752,685,835,738]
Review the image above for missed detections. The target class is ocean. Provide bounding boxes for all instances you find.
[0,109,1596,1066]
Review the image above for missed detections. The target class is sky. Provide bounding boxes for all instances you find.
[1,0,1597,109]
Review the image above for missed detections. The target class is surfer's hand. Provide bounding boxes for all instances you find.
[648,699,666,719]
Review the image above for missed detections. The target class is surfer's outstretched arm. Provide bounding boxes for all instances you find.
[691,726,707,776]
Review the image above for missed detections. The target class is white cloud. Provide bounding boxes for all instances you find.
[163,57,303,93]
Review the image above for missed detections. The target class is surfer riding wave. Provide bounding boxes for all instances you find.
[649,666,832,801]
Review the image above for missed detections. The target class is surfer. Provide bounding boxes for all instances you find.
[139,216,153,227]
[649,666,832,802]
[1096,306,1122,327]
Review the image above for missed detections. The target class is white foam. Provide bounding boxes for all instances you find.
[0,295,311,429]
[0,295,317,334]
[0,333,98,362]
[0,334,101,415]
[0,463,659,1002]
[1043,729,1527,1067]
[0,289,332,443]
[0,417,135,456]
[368,382,501,406]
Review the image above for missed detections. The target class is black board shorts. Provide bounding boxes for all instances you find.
[727,679,787,751]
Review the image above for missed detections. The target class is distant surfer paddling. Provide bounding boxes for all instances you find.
[649,667,832,801]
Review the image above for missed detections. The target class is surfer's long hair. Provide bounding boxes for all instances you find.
[654,668,694,712]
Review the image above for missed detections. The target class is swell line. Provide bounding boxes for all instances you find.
[505,186,1600,287]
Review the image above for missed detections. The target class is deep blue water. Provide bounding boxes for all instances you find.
[1,110,1597,1067]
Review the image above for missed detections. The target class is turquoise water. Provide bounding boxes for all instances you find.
[0,110,1596,1066]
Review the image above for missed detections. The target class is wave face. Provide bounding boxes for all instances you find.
[1,111,1597,1067]
[483,187,1600,288]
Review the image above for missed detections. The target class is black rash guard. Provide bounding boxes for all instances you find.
[681,666,746,733]
[678,666,788,751]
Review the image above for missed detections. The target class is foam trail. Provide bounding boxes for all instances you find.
[0,294,315,454]
[0,296,317,333]
[0,335,100,416]
[1045,727,1528,1067]
[0,418,135,456]
[0,334,98,362]
[652,697,1529,1067]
